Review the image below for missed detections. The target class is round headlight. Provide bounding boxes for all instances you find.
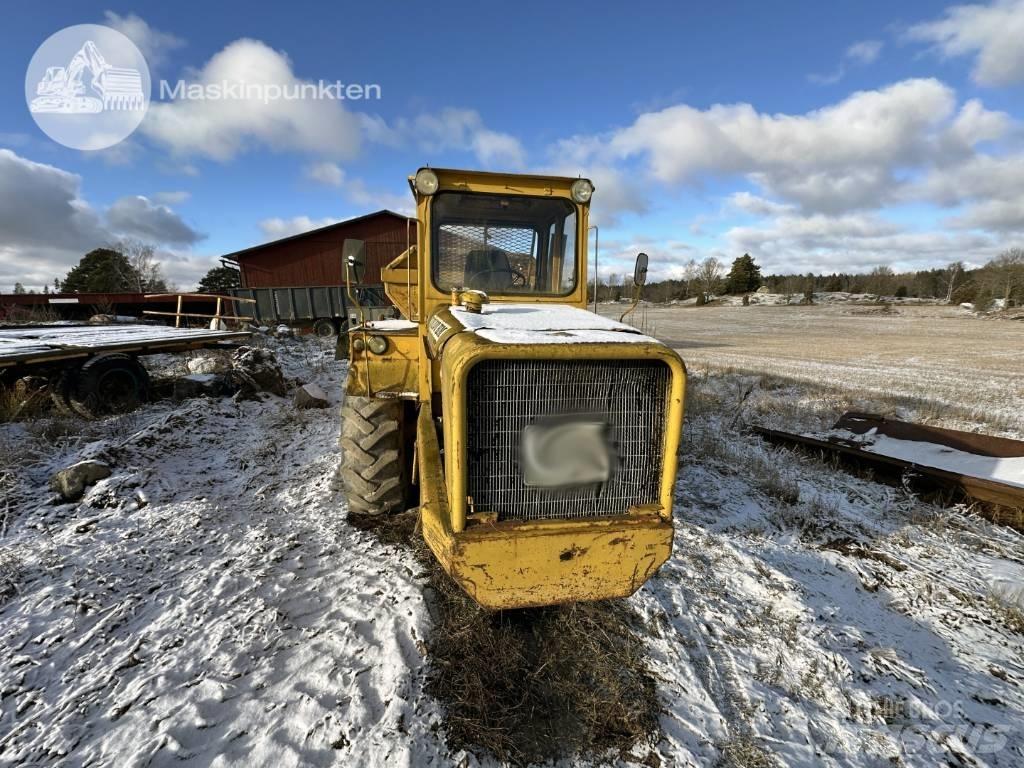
[367,335,388,355]
[414,168,439,196]
[571,178,594,204]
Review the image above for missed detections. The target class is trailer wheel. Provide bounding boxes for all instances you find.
[313,318,337,338]
[69,353,149,418]
[338,396,407,515]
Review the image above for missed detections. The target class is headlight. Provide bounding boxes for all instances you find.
[367,335,388,355]
[571,178,594,204]
[414,168,439,196]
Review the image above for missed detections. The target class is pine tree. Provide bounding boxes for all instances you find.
[62,248,137,293]
[197,266,242,294]
[723,254,762,294]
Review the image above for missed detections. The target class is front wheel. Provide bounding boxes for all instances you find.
[337,396,408,515]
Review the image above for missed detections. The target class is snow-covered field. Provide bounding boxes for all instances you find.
[1,323,1023,767]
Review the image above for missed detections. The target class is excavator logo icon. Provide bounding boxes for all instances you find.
[25,24,151,150]
[30,40,145,115]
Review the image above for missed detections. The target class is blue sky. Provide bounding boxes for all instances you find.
[2,0,1023,289]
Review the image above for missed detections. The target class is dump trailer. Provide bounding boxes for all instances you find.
[337,168,686,609]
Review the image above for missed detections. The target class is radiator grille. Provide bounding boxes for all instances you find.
[466,359,670,522]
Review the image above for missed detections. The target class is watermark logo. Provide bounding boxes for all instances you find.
[25,24,150,151]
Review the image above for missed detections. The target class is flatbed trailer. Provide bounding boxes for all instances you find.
[0,324,251,417]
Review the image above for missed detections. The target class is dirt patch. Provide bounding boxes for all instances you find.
[350,509,663,766]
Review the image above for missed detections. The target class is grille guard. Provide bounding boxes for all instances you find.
[439,331,686,534]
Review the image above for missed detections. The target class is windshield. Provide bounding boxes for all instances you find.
[431,192,578,295]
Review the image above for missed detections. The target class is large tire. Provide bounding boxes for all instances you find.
[313,318,337,338]
[338,396,407,515]
[69,353,149,418]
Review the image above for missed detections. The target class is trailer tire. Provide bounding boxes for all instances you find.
[338,396,407,515]
[313,318,337,338]
[69,353,149,418]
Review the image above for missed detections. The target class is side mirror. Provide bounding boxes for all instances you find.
[343,239,365,284]
[633,252,649,287]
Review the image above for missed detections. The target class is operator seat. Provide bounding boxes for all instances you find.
[464,248,514,291]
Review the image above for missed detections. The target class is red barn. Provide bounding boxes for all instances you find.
[223,210,413,288]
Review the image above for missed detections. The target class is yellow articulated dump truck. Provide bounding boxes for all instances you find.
[337,168,686,610]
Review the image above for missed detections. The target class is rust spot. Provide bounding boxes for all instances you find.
[559,546,587,561]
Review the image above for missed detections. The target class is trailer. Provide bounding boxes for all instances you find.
[0,324,250,418]
[230,284,394,337]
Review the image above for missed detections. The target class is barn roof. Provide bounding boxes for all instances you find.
[222,209,412,262]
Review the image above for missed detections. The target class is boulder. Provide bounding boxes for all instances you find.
[49,460,112,501]
[229,346,287,396]
[186,356,228,375]
[273,324,294,338]
[173,373,225,400]
[294,383,330,409]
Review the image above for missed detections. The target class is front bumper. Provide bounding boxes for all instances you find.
[421,505,673,610]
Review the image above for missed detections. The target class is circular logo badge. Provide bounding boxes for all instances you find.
[25,24,151,151]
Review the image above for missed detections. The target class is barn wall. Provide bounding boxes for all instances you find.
[235,215,412,288]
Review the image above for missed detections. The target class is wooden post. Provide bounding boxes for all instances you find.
[176,295,183,328]
[215,296,222,328]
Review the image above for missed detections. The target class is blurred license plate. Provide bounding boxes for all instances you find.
[521,421,612,487]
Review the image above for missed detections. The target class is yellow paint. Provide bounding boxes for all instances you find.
[417,402,674,610]
[343,167,688,609]
[346,324,419,399]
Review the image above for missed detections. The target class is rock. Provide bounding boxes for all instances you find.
[88,314,115,324]
[274,324,294,338]
[229,346,287,396]
[294,383,330,409]
[173,373,226,400]
[186,356,228,375]
[49,460,112,501]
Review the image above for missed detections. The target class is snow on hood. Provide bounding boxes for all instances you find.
[450,303,654,344]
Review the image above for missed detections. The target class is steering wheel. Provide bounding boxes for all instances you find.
[467,267,528,288]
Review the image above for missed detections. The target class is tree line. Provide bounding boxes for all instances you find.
[9,242,242,295]
[601,248,1024,307]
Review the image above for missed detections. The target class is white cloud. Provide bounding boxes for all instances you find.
[565,79,1012,215]
[725,212,998,274]
[343,179,414,215]
[809,39,884,84]
[846,39,884,65]
[0,149,205,289]
[106,195,203,245]
[103,11,185,70]
[152,191,191,205]
[728,192,795,217]
[366,108,526,169]
[258,216,341,240]
[142,39,363,161]
[305,161,345,187]
[908,0,1024,86]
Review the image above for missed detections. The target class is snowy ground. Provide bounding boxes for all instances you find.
[1,327,1023,767]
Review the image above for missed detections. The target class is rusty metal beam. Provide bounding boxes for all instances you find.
[751,419,1024,513]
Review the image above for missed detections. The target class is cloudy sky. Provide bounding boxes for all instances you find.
[3,0,1024,289]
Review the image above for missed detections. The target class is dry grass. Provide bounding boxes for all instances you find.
[987,590,1024,635]
[608,303,1024,437]
[349,510,663,766]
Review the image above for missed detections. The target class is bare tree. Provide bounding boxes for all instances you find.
[866,265,895,296]
[984,248,1024,305]
[940,261,963,304]
[697,257,722,299]
[115,238,168,293]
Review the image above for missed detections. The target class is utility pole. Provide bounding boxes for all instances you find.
[588,225,599,313]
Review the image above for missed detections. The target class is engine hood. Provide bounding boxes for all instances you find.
[428,303,655,350]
